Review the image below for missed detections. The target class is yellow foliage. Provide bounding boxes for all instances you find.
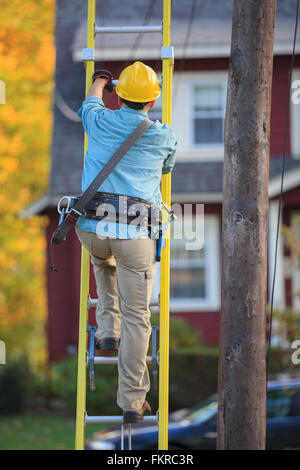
[0,0,55,370]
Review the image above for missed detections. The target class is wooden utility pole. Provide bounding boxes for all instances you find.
[217,0,276,450]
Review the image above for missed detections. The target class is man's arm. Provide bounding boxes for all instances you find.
[77,70,113,134]
[86,70,114,99]
[86,78,107,99]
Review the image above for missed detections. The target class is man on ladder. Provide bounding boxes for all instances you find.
[75,61,177,423]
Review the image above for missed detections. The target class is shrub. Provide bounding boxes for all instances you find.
[150,314,201,350]
[50,356,119,416]
[0,355,33,414]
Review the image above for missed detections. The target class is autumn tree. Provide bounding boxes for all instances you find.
[0,0,55,368]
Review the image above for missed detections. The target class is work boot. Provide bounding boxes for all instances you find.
[95,338,120,357]
[123,400,152,424]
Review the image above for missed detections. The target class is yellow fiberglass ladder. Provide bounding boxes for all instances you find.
[75,0,174,451]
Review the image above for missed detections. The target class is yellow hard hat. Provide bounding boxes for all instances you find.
[116,61,161,103]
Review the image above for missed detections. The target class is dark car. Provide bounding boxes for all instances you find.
[85,379,300,450]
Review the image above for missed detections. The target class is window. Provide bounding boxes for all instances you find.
[148,92,162,123]
[291,69,300,158]
[188,74,227,149]
[291,212,300,311]
[148,73,162,123]
[170,214,220,311]
[192,84,225,145]
[268,201,285,311]
[152,71,227,161]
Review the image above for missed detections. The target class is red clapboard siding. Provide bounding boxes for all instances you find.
[171,312,221,345]
[270,56,291,156]
[46,208,98,362]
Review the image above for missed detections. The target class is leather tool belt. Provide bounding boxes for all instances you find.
[74,191,161,228]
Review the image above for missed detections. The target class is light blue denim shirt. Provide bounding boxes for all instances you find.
[76,96,177,238]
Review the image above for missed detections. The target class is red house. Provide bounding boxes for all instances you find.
[22,0,300,362]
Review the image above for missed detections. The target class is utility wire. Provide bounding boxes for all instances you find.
[97,0,106,62]
[126,0,158,63]
[55,89,81,122]
[55,1,106,121]
[266,0,299,387]
[105,0,158,108]
[180,0,197,62]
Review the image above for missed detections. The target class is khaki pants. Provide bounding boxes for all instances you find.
[75,225,157,412]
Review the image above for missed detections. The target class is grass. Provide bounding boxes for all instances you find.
[0,414,108,450]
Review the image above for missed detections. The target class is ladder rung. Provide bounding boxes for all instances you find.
[94,25,162,35]
[93,355,152,365]
[88,298,159,308]
[85,415,158,424]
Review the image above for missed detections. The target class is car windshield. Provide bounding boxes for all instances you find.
[185,394,218,423]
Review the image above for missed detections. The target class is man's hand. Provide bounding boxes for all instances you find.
[92,70,114,92]
[86,70,114,99]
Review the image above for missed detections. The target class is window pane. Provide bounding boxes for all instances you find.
[171,237,205,263]
[170,217,206,300]
[148,92,162,122]
[292,214,300,310]
[170,267,206,299]
[194,85,223,112]
[194,117,223,144]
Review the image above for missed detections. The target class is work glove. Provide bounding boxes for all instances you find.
[92,70,114,93]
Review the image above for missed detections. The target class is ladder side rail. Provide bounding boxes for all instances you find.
[75,0,96,451]
[159,0,173,452]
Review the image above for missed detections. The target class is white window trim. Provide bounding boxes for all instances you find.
[291,69,300,158]
[172,71,228,162]
[149,88,162,122]
[291,211,300,311]
[188,72,227,153]
[169,215,221,312]
[268,201,285,311]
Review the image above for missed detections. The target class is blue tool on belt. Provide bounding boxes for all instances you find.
[156,202,176,262]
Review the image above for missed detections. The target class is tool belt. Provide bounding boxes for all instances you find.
[74,191,161,228]
[49,191,165,272]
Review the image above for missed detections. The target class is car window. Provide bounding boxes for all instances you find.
[267,388,300,418]
[186,394,218,423]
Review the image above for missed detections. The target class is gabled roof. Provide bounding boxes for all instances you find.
[20,157,300,217]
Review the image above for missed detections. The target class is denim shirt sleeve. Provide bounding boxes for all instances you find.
[77,96,106,136]
[162,127,177,174]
